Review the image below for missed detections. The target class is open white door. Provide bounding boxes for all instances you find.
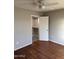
[39,16,49,41]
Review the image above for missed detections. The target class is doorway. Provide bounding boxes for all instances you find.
[32,15,49,43]
[32,15,39,42]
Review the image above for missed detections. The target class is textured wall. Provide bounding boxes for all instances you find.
[45,9,64,45]
[14,7,40,50]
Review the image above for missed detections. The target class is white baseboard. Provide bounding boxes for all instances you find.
[49,40,64,45]
[14,42,32,51]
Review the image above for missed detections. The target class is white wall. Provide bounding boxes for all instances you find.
[44,9,64,45]
[14,7,64,50]
[14,7,40,50]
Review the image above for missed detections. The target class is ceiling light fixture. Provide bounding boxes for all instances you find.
[34,0,58,9]
[38,5,45,9]
[42,5,45,9]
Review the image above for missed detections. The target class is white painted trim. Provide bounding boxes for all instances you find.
[14,42,32,51]
[49,40,64,45]
[31,15,39,18]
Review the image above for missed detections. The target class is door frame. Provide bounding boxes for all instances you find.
[31,15,39,42]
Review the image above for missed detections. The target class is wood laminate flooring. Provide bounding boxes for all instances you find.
[14,41,64,59]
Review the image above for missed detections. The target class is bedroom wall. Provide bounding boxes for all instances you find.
[44,9,64,45]
[14,7,64,50]
[14,6,40,50]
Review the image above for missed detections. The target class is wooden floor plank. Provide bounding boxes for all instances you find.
[14,41,64,59]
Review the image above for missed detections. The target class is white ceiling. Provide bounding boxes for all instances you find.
[14,0,64,12]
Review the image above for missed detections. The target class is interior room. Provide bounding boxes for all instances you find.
[14,0,64,59]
